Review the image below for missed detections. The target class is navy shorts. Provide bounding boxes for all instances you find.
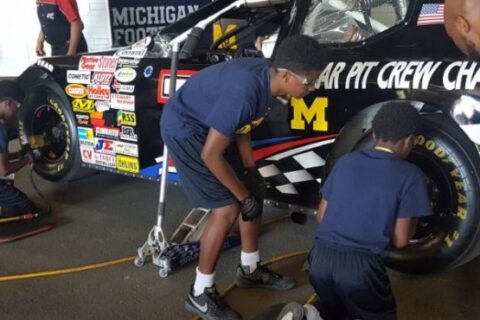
[162,132,243,209]
[308,240,396,320]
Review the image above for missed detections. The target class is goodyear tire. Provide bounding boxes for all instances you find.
[347,114,480,273]
[18,80,85,181]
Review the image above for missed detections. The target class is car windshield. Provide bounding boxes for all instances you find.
[300,0,409,43]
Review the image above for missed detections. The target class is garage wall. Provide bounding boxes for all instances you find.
[0,1,112,77]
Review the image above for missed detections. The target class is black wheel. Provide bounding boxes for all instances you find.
[353,114,480,273]
[18,80,86,181]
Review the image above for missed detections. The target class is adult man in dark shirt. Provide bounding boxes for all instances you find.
[0,81,37,217]
[308,102,432,320]
[161,35,325,319]
[36,0,88,56]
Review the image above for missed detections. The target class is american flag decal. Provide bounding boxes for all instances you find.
[417,3,444,26]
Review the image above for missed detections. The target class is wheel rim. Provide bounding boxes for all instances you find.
[32,103,69,167]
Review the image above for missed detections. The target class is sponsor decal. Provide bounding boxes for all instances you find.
[114,48,147,59]
[117,110,136,126]
[94,138,116,155]
[96,126,120,139]
[65,84,88,99]
[120,125,138,142]
[157,69,197,103]
[80,146,95,164]
[95,100,111,112]
[67,70,91,84]
[79,56,119,72]
[108,1,209,46]
[90,112,105,127]
[132,36,152,48]
[118,58,141,68]
[76,113,90,126]
[111,94,135,111]
[114,67,137,83]
[115,141,139,157]
[88,84,111,101]
[112,80,135,93]
[144,65,153,78]
[72,98,95,113]
[92,72,114,85]
[116,155,140,173]
[36,59,54,72]
[94,153,117,168]
[77,127,94,142]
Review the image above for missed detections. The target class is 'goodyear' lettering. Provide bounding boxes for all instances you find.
[416,135,468,228]
[290,97,328,131]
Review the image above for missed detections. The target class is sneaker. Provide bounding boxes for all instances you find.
[236,263,296,290]
[276,302,305,320]
[185,285,241,320]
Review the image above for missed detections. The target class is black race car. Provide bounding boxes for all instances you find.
[17,0,480,274]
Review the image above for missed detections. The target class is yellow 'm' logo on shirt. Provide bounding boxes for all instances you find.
[236,116,265,134]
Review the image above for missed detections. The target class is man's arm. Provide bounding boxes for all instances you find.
[236,133,255,169]
[201,128,249,201]
[67,19,84,56]
[392,217,417,248]
[316,198,328,224]
[0,153,29,177]
[36,31,46,56]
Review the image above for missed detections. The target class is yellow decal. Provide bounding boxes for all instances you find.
[118,111,136,126]
[65,84,88,99]
[72,99,95,113]
[116,155,139,174]
[290,97,329,131]
[213,22,238,49]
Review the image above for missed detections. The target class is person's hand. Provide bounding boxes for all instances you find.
[36,42,45,56]
[240,195,262,221]
[243,166,268,200]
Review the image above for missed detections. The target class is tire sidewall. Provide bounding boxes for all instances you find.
[18,81,80,181]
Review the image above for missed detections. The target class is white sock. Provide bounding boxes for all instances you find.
[304,304,323,320]
[241,250,260,273]
[193,267,215,296]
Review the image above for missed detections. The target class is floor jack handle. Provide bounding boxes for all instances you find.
[134,43,182,277]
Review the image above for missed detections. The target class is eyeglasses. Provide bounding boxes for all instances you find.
[277,68,317,87]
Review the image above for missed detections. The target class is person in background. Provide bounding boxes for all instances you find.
[36,0,88,56]
[306,102,432,320]
[160,35,325,320]
[0,80,38,217]
[444,0,480,58]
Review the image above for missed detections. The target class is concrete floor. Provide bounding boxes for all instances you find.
[1,169,480,320]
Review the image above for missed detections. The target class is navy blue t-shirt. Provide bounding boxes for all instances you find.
[0,121,8,154]
[315,149,432,255]
[160,58,273,139]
